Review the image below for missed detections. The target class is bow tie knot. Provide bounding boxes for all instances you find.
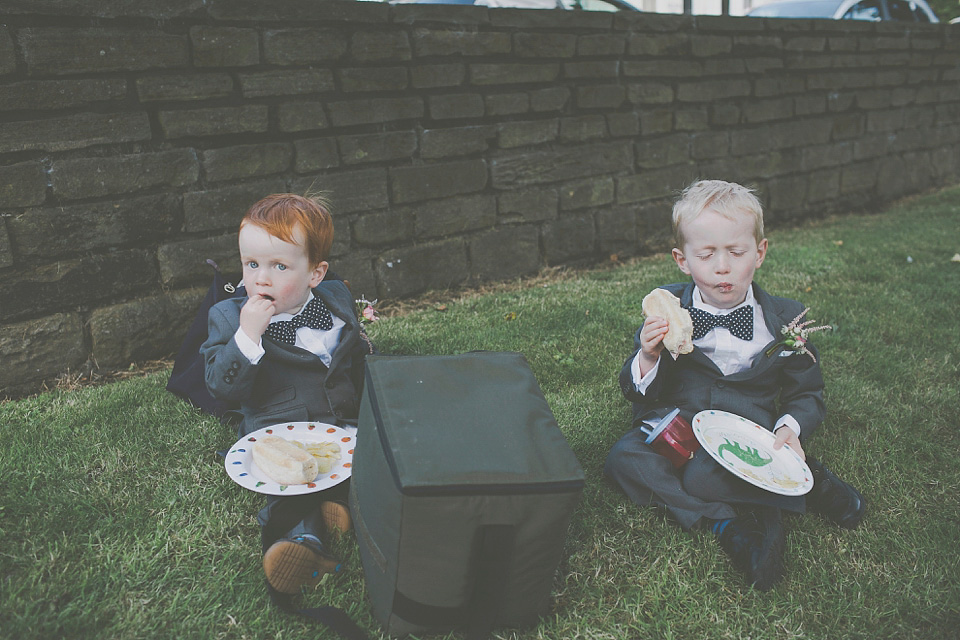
[690,305,754,341]
[264,297,334,345]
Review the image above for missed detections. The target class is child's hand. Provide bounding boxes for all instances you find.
[773,426,805,460]
[638,315,669,374]
[240,294,276,343]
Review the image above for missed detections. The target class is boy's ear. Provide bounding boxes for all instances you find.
[672,248,691,275]
[309,261,328,288]
[755,238,768,268]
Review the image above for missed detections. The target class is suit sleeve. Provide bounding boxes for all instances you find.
[200,303,260,404]
[618,326,671,407]
[776,340,826,441]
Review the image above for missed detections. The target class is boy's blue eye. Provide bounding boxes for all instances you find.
[247,261,259,269]
[277,264,287,271]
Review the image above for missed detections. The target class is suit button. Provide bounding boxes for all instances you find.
[716,381,725,389]
[224,375,234,383]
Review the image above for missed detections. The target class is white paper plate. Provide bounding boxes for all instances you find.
[224,422,354,496]
[692,410,812,496]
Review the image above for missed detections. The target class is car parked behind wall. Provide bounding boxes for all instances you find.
[746,0,939,21]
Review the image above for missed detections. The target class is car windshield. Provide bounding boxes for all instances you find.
[749,0,842,16]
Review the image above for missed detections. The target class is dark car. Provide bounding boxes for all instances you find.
[746,0,939,22]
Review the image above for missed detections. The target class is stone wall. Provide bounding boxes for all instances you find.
[1,0,959,397]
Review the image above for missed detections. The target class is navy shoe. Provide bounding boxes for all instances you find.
[806,457,866,530]
[717,508,785,591]
[262,535,341,594]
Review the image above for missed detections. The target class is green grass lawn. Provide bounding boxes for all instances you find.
[2,187,959,639]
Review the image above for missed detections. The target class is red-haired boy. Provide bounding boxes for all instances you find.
[201,194,374,595]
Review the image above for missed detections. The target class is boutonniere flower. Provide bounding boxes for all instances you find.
[355,296,379,325]
[765,307,831,362]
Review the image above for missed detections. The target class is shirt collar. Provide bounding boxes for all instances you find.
[692,284,757,315]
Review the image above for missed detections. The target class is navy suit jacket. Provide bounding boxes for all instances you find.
[619,282,826,441]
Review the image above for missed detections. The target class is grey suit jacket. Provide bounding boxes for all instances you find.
[201,279,372,436]
[619,282,826,441]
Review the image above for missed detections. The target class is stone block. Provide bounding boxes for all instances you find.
[866,109,903,132]
[0,313,86,396]
[183,179,285,233]
[208,0,388,22]
[353,209,413,247]
[202,144,292,182]
[492,6,610,29]
[0,223,12,268]
[832,112,866,139]
[676,79,751,103]
[691,131,729,160]
[607,112,640,138]
[744,57,784,74]
[733,35,783,52]
[616,164,698,203]
[339,67,409,93]
[624,60,702,78]
[279,102,329,133]
[577,84,626,110]
[391,159,488,204]
[375,239,469,299]
[470,63,560,86]
[542,215,595,264]
[411,63,466,89]
[766,174,809,215]
[560,115,607,142]
[639,109,673,135]
[428,93,485,120]
[157,234,240,286]
[292,168,389,215]
[596,206,638,256]
[469,225,540,282]
[240,69,335,97]
[564,61,619,79]
[327,97,424,127]
[559,176,615,211]
[2,0,203,19]
[159,105,268,138]
[20,27,188,75]
[711,103,741,126]
[422,125,496,159]
[840,160,879,193]
[801,142,853,171]
[90,293,194,367]
[10,194,180,259]
[190,26,259,67]
[627,83,674,105]
[0,27,14,75]
[485,93,529,117]
[578,34,626,56]
[264,29,347,65]
[0,250,159,324]
[806,168,841,203]
[413,194,497,238]
[743,97,795,124]
[514,32,577,58]
[0,79,126,112]
[490,141,632,189]
[628,32,689,56]
[413,28,511,57]
[330,252,378,303]
[636,133,691,168]
[498,187,558,223]
[136,74,234,102]
[794,95,827,116]
[52,150,199,200]
[498,119,558,149]
[0,112,151,153]
[0,162,47,208]
[691,35,732,57]
[338,131,418,166]
[530,87,570,112]
[754,76,805,98]
[351,30,411,62]
[295,138,341,172]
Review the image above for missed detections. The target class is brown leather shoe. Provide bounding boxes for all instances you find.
[320,500,352,535]
[262,535,341,594]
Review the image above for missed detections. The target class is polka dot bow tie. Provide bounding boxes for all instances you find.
[264,297,334,345]
[689,305,754,342]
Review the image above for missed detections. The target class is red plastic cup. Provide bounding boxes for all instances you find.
[643,409,701,469]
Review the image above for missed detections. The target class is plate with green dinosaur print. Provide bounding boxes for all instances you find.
[692,410,812,496]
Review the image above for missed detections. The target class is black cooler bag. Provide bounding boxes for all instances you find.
[350,352,585,637]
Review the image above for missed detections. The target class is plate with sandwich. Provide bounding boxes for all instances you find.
[225,422,354,495]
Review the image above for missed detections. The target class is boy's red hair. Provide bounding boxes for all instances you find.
[240,194,333,267]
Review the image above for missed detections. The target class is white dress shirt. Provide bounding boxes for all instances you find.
[234,292,344,367]
[630,286,800,436]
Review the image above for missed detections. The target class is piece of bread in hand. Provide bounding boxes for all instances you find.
[252,435,320,485]
[642,288,694,358]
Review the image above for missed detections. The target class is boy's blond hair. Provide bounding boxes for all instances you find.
[672,180,765,249]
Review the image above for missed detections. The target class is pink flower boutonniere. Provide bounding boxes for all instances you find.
[765,307,831,362]
[356,296,379,325]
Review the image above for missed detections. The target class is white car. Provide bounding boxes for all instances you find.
[747,0,939,22]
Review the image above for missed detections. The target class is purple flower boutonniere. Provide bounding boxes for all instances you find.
[765,307,831,362]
